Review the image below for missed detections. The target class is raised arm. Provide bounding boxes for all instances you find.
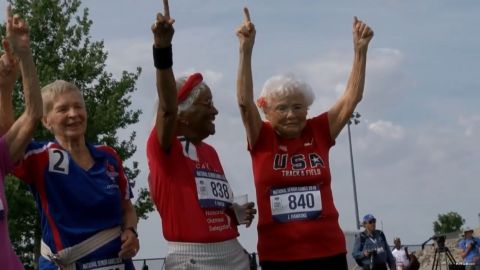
[3,7,42,163]
[0,42,18,136]
[152,0,177,151]
[236,7,262,148]
[328,17,373,139]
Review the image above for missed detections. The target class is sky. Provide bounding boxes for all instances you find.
[3,0,480,261]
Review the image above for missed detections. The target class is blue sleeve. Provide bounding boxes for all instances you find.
[352,234,366,260]
[458,239,466,249]
[385,240,396,269]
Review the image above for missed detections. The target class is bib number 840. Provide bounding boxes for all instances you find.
[288,193,315,210]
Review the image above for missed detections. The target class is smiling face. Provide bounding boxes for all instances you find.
[42,89,87,143]
[180,86,218,141]
[264,92,308,139]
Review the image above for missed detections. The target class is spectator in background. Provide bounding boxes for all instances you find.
[352,214,396,270]
[458,227,480,270]
[392,237,410,270]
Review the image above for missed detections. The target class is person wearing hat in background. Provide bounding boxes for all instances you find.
[146,1,256,269]
[391,237,410,270]
[458,227,480,270]
[352,214,396,270]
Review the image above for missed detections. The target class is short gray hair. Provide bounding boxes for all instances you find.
[41,80,84,114]
[257,73,314,112]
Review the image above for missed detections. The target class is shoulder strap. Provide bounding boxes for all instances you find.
[379,230,387,242]
[359,232,367,249]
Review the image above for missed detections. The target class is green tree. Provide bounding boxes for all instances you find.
[433,211,465,235]
[1,0,154,267]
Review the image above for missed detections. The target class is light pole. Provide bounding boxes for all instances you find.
[348,112,361,230]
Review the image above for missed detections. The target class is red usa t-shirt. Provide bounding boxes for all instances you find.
[147,128,239,243]
[250,112,346,261]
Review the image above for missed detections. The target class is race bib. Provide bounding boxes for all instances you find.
[270,185,322,223]
[78,257,125,270]
[48,148,69,174]
[195,169,233,208]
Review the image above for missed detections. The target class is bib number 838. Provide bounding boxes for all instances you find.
[210,182,230,200]
[288,193,315,210]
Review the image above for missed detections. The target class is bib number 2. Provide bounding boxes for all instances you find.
[48,148,69,174]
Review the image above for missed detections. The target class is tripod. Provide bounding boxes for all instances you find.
[431,246,456,270]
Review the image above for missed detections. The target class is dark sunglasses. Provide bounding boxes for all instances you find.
[366,219,376,224]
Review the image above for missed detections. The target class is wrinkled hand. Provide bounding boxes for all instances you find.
[236,7,256,53]
[118,229,140,260]
[152,0,175,48]
[5,5,30,56]
[352,16,374,52]
[0,40,19,91]
[244,202,257,228]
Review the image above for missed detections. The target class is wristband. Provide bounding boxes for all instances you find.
[153,45,173,70]
[123,226,138,238]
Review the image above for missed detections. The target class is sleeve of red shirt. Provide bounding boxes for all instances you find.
[310,112,335,147]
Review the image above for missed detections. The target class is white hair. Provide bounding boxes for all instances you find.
[41,80,84,114]
[176,76,209,113]
[257,73,315,112]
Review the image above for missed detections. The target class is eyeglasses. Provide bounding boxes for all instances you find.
[273,104,307,115]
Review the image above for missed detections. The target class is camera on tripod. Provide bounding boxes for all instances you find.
[432,234,446,249]
[421,234,457,269]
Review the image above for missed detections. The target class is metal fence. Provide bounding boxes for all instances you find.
[132,252,259,270]
[132,258,166,270]
[132,246,425,270]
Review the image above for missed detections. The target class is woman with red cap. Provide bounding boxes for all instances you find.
[146,1,256,269]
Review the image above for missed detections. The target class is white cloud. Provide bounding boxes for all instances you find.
[368,120,405,139]
[458,115,480,137]
[104,39,152,77]
[295,47,409,116]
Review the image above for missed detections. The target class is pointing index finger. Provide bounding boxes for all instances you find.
[243,7,251,24]
[163,0,170,18]
[6,5,12,19]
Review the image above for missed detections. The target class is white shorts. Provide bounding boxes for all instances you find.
[165,238,250,270]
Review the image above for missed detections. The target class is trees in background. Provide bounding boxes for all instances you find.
[433,211,465,235]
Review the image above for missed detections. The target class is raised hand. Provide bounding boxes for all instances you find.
[0,40,19,91]
[236,7,256,53]
[353,16,374,52]
[152,0,175,48]
[5,5,30,57]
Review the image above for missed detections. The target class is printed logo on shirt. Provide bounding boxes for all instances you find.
[205,210,233,232]
[48,148,69,174]
[105,161,119,181]
[273,152,325,177]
